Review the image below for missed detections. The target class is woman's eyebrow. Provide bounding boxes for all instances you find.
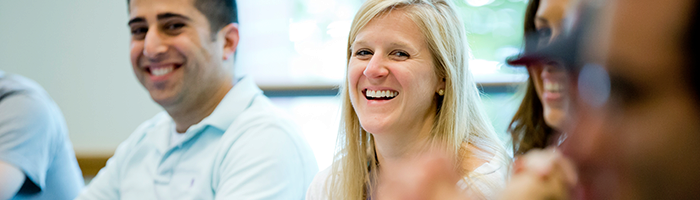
[535,17,549,26]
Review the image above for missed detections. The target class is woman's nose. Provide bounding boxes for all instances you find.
[363,55,389,79]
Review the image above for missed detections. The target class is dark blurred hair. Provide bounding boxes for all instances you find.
[127,0,238,34]
[508,0,555,155]
[686,1,700,100]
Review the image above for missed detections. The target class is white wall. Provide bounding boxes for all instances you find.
[0,0,161,155]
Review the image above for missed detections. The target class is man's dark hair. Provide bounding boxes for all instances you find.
[127,0,238,34]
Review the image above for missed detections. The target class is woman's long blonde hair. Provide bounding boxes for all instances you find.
[327,0,509,199]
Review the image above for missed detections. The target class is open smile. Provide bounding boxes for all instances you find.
[363,88,399,100]
[146,63,183,77]
[543,80,566,102]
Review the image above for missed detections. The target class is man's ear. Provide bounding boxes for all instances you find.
[220,23,239,61]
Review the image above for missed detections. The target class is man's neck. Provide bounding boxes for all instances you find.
[168,82,233,133]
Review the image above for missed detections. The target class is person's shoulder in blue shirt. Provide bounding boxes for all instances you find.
[77,77,318,199]
[0,71,84,200]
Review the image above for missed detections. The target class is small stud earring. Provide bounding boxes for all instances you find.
[438,89,444,96]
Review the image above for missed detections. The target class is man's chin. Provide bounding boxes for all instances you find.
[149,92,180,108]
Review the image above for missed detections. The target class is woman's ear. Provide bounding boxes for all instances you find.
[437,77,446,95]
[220,23,240,61]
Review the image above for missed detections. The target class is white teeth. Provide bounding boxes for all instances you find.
[365,89,398,98]
[544,82,562,92]
[151,66,174,77]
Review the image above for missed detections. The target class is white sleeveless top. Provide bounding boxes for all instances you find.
[306,156,508,200]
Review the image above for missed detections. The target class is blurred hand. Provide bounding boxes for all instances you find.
[500,148,577,200]
[376,150,467,200]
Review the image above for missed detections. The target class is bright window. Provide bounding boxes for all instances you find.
[235,0,529,89]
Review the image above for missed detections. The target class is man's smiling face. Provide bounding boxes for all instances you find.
[128,0,229,109]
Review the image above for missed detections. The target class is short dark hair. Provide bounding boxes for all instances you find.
[127,0,238,33]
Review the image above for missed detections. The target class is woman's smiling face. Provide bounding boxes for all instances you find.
[530,0,574,129]
[348,9,444,135]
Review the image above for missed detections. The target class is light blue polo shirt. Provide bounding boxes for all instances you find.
[0,71,84,200]
[76,76,318,200]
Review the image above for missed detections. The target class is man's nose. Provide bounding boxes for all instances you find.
[143,29,168,59]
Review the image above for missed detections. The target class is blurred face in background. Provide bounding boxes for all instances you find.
[529,0,574,130]
[568,0,700,199]
[348,9,443,136]
[128,0,232,109]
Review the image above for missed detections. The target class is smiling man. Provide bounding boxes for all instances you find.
[75,0,318,199]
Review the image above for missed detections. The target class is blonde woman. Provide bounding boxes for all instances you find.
[306,0,510,199]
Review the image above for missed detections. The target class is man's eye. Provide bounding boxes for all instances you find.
[166,23,185,30]
[131,27,147,35]
[131,27,148,39]
[162,23,186,35]
[608,75,643,109]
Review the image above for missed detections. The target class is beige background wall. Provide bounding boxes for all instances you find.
[0,0,160,155]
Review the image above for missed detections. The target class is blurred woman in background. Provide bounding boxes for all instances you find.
[305,0,509,199]
[508,0,574,155]
[501,0,580,199]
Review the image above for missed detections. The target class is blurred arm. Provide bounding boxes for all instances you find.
[0,92,56,198]
[0,161,25,200]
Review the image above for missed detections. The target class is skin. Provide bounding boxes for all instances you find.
[566,0,700,199]
[529,0,573,130]
[348,9,444,164]
[128,0,239,132]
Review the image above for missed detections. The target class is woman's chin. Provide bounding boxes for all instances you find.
[544,108,567,130]
[359,121,390,135]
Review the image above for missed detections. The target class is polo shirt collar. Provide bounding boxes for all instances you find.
[151,76,262,154]
[195,75,262,132]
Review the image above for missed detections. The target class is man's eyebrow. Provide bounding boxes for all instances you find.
[128,17,145,26]
[157,13,191,21]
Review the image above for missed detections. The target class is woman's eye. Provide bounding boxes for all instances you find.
[536,28,552,47]
[392,51,409,57]
[355,50,373,57]
[537,28,552,39]
[390,50,409,60]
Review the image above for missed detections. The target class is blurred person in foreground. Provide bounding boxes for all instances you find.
[305,0,510,199]
[75,0,317,199]
[508,0,576,155]
[373,0,700,199]
[0,71,84,200]
[564,0,700,198]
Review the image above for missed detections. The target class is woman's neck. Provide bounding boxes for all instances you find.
[373,113,435,173]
